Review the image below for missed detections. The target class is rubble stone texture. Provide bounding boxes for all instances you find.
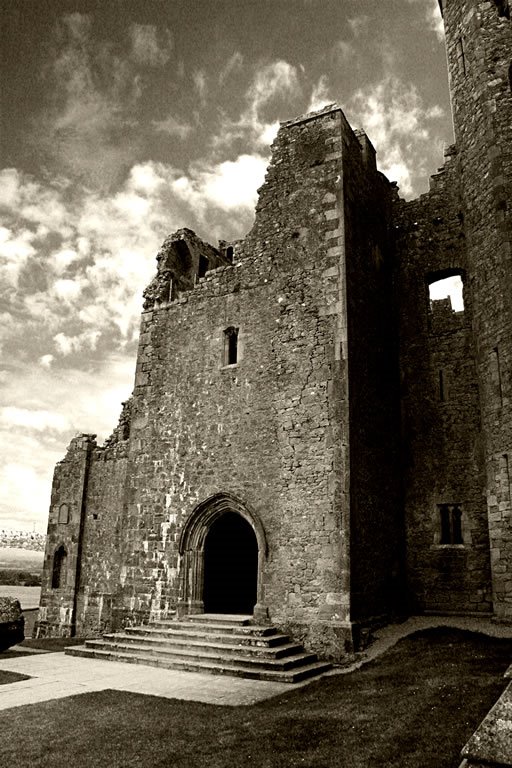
[0,597,24,651]
[36,0,511,664]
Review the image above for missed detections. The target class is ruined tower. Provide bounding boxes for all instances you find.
[35,0,512,656]
[440,0,512,620]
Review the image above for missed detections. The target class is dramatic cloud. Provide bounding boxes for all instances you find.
[0,356,135,530]
[1,2,454,531]
[213,60,301,151]
[193,70,208,106]
[172,154,267,217]
[407,0,445,41]
[246,61,301,117]
[219,51,244,85]
[152,115,193,138]
[129,24,173,66]
[331,40,356,66]
[0,407,71,433]
[36,13,143,188]
[347,76,445,196]
[308,76,335,113]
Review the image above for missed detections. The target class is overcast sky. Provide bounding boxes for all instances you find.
[0,0,453,532]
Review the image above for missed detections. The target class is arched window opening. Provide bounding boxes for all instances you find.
[427,270,465,312]
[52,545,67,589]
[224,326,238,365]
[226,246,234,263]
[58,503,69,524]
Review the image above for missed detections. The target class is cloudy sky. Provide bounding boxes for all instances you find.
[0,0,452,532]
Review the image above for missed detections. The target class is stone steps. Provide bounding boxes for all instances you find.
[123,626,291,647]
[65,614,331,683]
[96,633,303,659]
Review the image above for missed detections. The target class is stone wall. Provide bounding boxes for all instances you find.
[394,148,492,614]
[35,0,512,653]
[74,442,129,635]
[36,435,95,637]
[441,0,512,620]
[40,105,403,659]
[343,132,403,623]
[118,107,361,659]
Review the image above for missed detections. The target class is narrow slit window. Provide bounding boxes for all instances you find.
[224,327,238,365]
[52,545,67,589]
[451,505,463,545]
[439,370,445,401]
[456,37,466,76]
[226,246,234,263]
[439,504,451,544]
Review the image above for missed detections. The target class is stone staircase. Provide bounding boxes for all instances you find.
[65,614,331,683]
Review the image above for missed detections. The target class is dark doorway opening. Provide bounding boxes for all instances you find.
[203,512,258,614]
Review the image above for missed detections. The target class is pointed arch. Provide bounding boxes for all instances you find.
[178,492,268,621]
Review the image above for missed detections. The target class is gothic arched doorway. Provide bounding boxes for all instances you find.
[203,512,257,614]
[178,493,268,621]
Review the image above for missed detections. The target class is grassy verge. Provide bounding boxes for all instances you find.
[0,627,510,768]
[0,670,30,685]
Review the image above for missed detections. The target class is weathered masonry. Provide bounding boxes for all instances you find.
[36,0,512,661]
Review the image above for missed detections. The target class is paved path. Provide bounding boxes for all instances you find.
[1,615,511,712]
[0,652,292,709]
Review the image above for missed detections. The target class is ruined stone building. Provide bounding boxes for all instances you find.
[36,0,512,662]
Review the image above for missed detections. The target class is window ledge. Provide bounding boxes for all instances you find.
[220,363,239,370]
[430,544,466,550]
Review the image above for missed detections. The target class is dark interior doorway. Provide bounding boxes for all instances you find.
[203,512,258,614]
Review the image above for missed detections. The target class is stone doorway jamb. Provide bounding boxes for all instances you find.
[177,492,269,623]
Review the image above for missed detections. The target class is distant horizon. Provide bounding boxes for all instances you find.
[0,529,46,541]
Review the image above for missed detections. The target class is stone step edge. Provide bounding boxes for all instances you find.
[121,627,290,647]
[66,646,331,683]
[150,620,276,636]
[91,634,303,659]
[77,641,317,671]
[186,614,252,624]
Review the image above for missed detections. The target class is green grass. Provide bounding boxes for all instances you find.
[0,627,510,768]
[0,669,30,685]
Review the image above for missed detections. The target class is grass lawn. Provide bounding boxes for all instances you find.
[0,669,30,685]
[0,627,510,768]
